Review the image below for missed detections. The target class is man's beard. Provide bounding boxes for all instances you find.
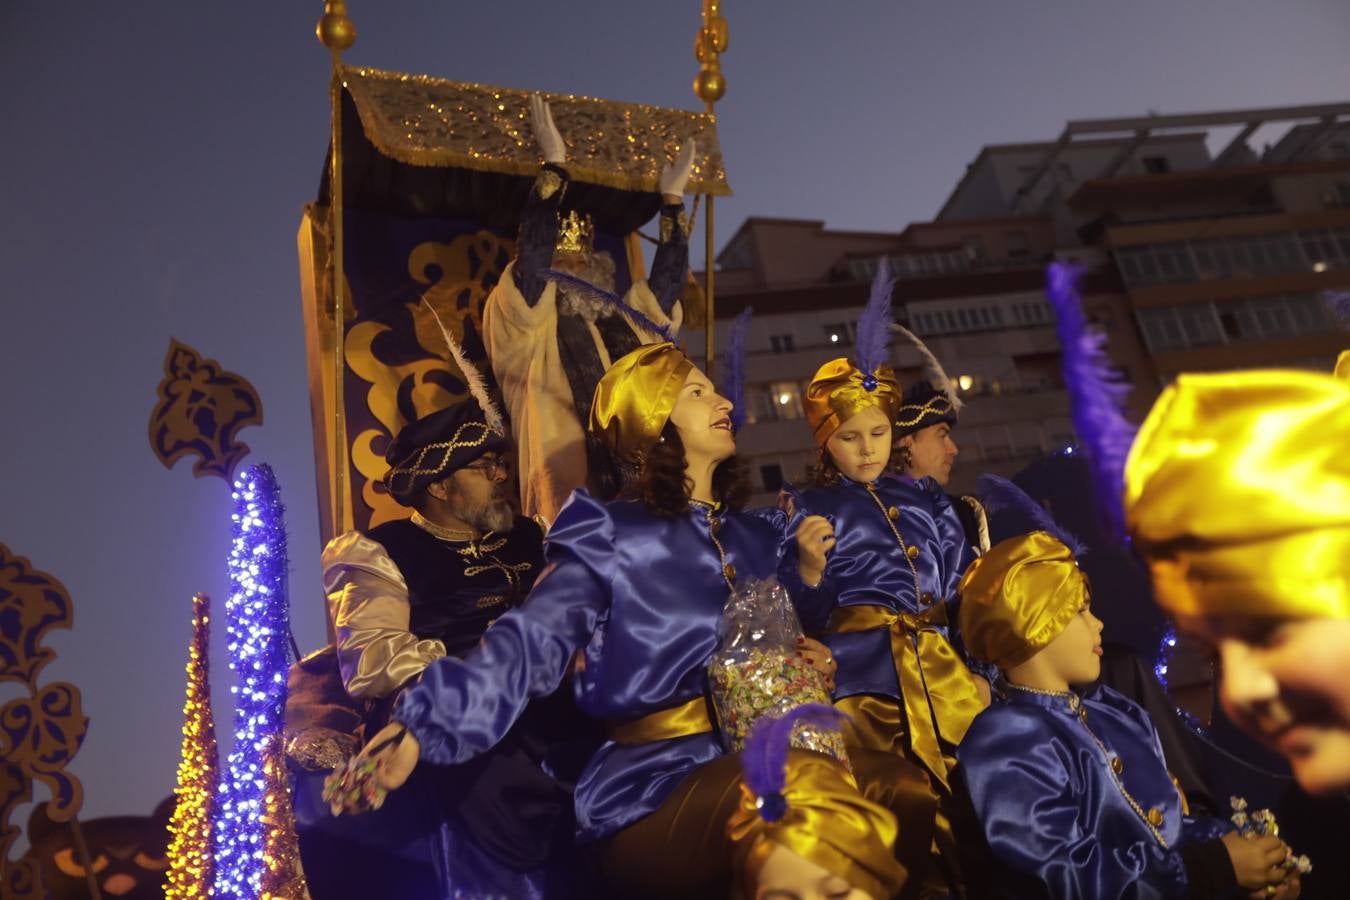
[463,496,515,535]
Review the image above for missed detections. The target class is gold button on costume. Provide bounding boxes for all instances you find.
[1124,369,1350,620]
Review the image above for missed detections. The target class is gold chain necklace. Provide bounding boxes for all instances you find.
[863,484,923,603]
[411,511,477,543]
[692,500,736,591]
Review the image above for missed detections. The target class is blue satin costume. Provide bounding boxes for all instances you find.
[957,684,1233,899]
[786,475,992,732]
[394,489,824,844]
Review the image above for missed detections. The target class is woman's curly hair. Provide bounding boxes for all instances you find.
[623,423,751,516]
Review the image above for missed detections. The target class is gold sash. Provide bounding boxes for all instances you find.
[609,695,714,744]
[829,603,983,789]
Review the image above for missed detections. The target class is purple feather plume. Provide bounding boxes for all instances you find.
[1326,290,1350,324]
[977,474,1088,559]
[723,307,754,432]
[1044,262,1136,541]
[541,268,676,343]
[854,256,895,378]
[741,703,847,807]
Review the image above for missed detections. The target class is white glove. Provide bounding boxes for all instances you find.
[658,139,697,199]
[530,94,566,165]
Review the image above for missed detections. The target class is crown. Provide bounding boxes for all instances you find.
[555,209,595,255]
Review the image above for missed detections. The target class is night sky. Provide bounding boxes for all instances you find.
[3,1,1348,826]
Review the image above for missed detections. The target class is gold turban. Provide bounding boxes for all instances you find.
[804,358,902,446]
[726,751,907,900]
[957,531,1088,671]
[588,342,693,464]
[1335,350,1349,381]
[1124,369,1350,620]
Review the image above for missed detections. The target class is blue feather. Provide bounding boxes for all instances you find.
[740,703,847,805]
[723,307,754,432]
[1044,262,1136,541]
[854,257,895,378]
[977,474,1088,559]
[541,268,677,343]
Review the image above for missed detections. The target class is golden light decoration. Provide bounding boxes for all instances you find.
[694,0,729,105]
[259,742,307,899]
[164,593,219,899]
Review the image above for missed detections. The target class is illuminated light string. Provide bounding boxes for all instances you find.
[212,463,302,898]
[165,592,218,899]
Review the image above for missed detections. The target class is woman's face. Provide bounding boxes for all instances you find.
[756,843,869,900]
[825,405,892,484]
[666,366,735,467]
[1179,613,1350,796]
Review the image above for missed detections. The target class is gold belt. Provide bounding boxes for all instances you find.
[829,602,983,789]
[609,696,714,745]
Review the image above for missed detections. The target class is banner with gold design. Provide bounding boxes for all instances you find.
[299,70,729,543]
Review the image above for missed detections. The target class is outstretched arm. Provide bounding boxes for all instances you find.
[647,140,696,314]
[516,94,569,307]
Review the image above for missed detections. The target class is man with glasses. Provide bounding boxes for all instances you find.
[293,399,586,897]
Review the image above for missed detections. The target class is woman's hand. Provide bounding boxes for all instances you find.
[796,515,835,587]
[796,637,838,691]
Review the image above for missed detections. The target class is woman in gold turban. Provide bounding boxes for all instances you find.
[335,343,909,898]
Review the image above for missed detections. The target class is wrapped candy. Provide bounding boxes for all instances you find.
[1228,797,1313,875]
[707,578,849,768]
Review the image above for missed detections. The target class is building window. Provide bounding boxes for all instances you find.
[759,463,784,493]
[769,334,795,353]
[824,323,849,346]
[1142,156,1171,174]
[1005,231,1030,257]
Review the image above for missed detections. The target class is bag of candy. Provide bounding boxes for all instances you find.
[707,577,849,768]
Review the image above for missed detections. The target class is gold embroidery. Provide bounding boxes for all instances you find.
[341,67,731,196]
[475,595,506,609]
[410,512,475,543]
[383,421,495,496]
[893,395,954,428]
[864,484,924,603]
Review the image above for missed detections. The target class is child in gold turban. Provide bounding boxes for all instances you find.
[782,260,992,895]
[955,504,1296,899]
[1046,264,1350,800]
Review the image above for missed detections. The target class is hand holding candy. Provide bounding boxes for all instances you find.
[324,723,421,816]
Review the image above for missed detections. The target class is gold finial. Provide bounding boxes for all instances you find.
[555,210,595,256]
[693,0,728,106]
[317,0,356,51]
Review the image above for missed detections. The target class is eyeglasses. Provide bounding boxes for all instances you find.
[464,457,511,477]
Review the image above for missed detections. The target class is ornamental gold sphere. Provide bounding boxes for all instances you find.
[316,11,356,50]
[694,68,726,104]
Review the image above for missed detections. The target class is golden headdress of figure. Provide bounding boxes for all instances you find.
[804,358,902,447]
[803,257,903,446]
[555,209,595,256]
[727,706,908,900]
[957,531,1089,671]
[1124,369,1350,620]
[589,342,693,465]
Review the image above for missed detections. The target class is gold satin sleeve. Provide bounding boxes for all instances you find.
[322,531,447,700]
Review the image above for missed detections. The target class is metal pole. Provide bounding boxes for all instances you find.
[694,0,727,369]
[317,2,356,535]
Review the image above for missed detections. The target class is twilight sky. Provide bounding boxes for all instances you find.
[2,1,1347,825]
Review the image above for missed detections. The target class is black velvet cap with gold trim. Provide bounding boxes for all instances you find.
[383,400,508,505]
[893,379,959,438]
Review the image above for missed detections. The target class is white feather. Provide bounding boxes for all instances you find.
[420,298,506,434]
[890,323,964,411]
